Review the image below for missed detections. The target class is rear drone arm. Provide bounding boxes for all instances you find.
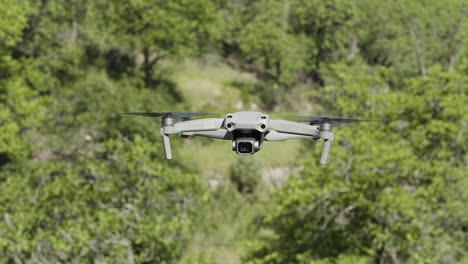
[160,118,225,159]
[163,118,225,134]
[269,119,334,164]
[264,130,317,141]
[181,129,232,140]
[269,119,320,137]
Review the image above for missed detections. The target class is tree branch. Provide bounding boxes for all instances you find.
[347,35,358,61]
[408,24,426,76]
[448,15,465,70]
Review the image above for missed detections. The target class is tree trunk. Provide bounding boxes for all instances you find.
[408,24,427,76]
[142,48,163,88]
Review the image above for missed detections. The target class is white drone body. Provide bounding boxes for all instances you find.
[122,111,366,164]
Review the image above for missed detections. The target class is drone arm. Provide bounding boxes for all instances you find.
[160,118,225,160]
[181,129,232,140]
[270,119,334,164]
[264,131,316,141]
[164,118,225,134]
[269,119,320,137]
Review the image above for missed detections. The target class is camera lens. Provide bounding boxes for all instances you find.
[237,142,253,153]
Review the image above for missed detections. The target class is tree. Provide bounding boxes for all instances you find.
[244,63,468,263]
[222,0,359,87]
[356,0,468,77]
[0,1,209,261]
[237,0,307,87]
[0,0,49,165]
[0,67,207,262]
[101,0,221,86]
[288,0,359,76]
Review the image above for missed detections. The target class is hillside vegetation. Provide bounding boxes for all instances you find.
[0,0,467,263]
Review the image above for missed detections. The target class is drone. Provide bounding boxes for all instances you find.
[121,111,369,164]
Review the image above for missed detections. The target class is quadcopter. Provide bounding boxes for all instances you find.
[121,111,369,164]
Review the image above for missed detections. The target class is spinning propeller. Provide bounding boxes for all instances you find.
[120,112,215,119]
[283,115,372,124]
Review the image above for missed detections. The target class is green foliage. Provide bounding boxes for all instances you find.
[0,139,201,263]
[103,0,220,55]
[1,0,468,263]
[0,0,42,164]
[100,0,221,86]
[230,157,262,194]
[238,1,307,86]
[221,0,359,88]
[0,2,208,260]
[0,65,203,262]
[0,48,51,165]
[0,0,29,48]
[244,64,468,263]
[356,0,468,76]
[288,0,359,67]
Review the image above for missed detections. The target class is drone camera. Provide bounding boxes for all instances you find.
[234,137,256,155]
[238,142,253,154]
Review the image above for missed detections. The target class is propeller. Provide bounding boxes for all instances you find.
[119,112,216,120]
[283,115,374,124]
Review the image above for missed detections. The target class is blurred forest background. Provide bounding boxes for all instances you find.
[0,0,467,263]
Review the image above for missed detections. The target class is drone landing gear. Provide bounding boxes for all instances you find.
[161,116,174,159]
[319,123,334,165]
